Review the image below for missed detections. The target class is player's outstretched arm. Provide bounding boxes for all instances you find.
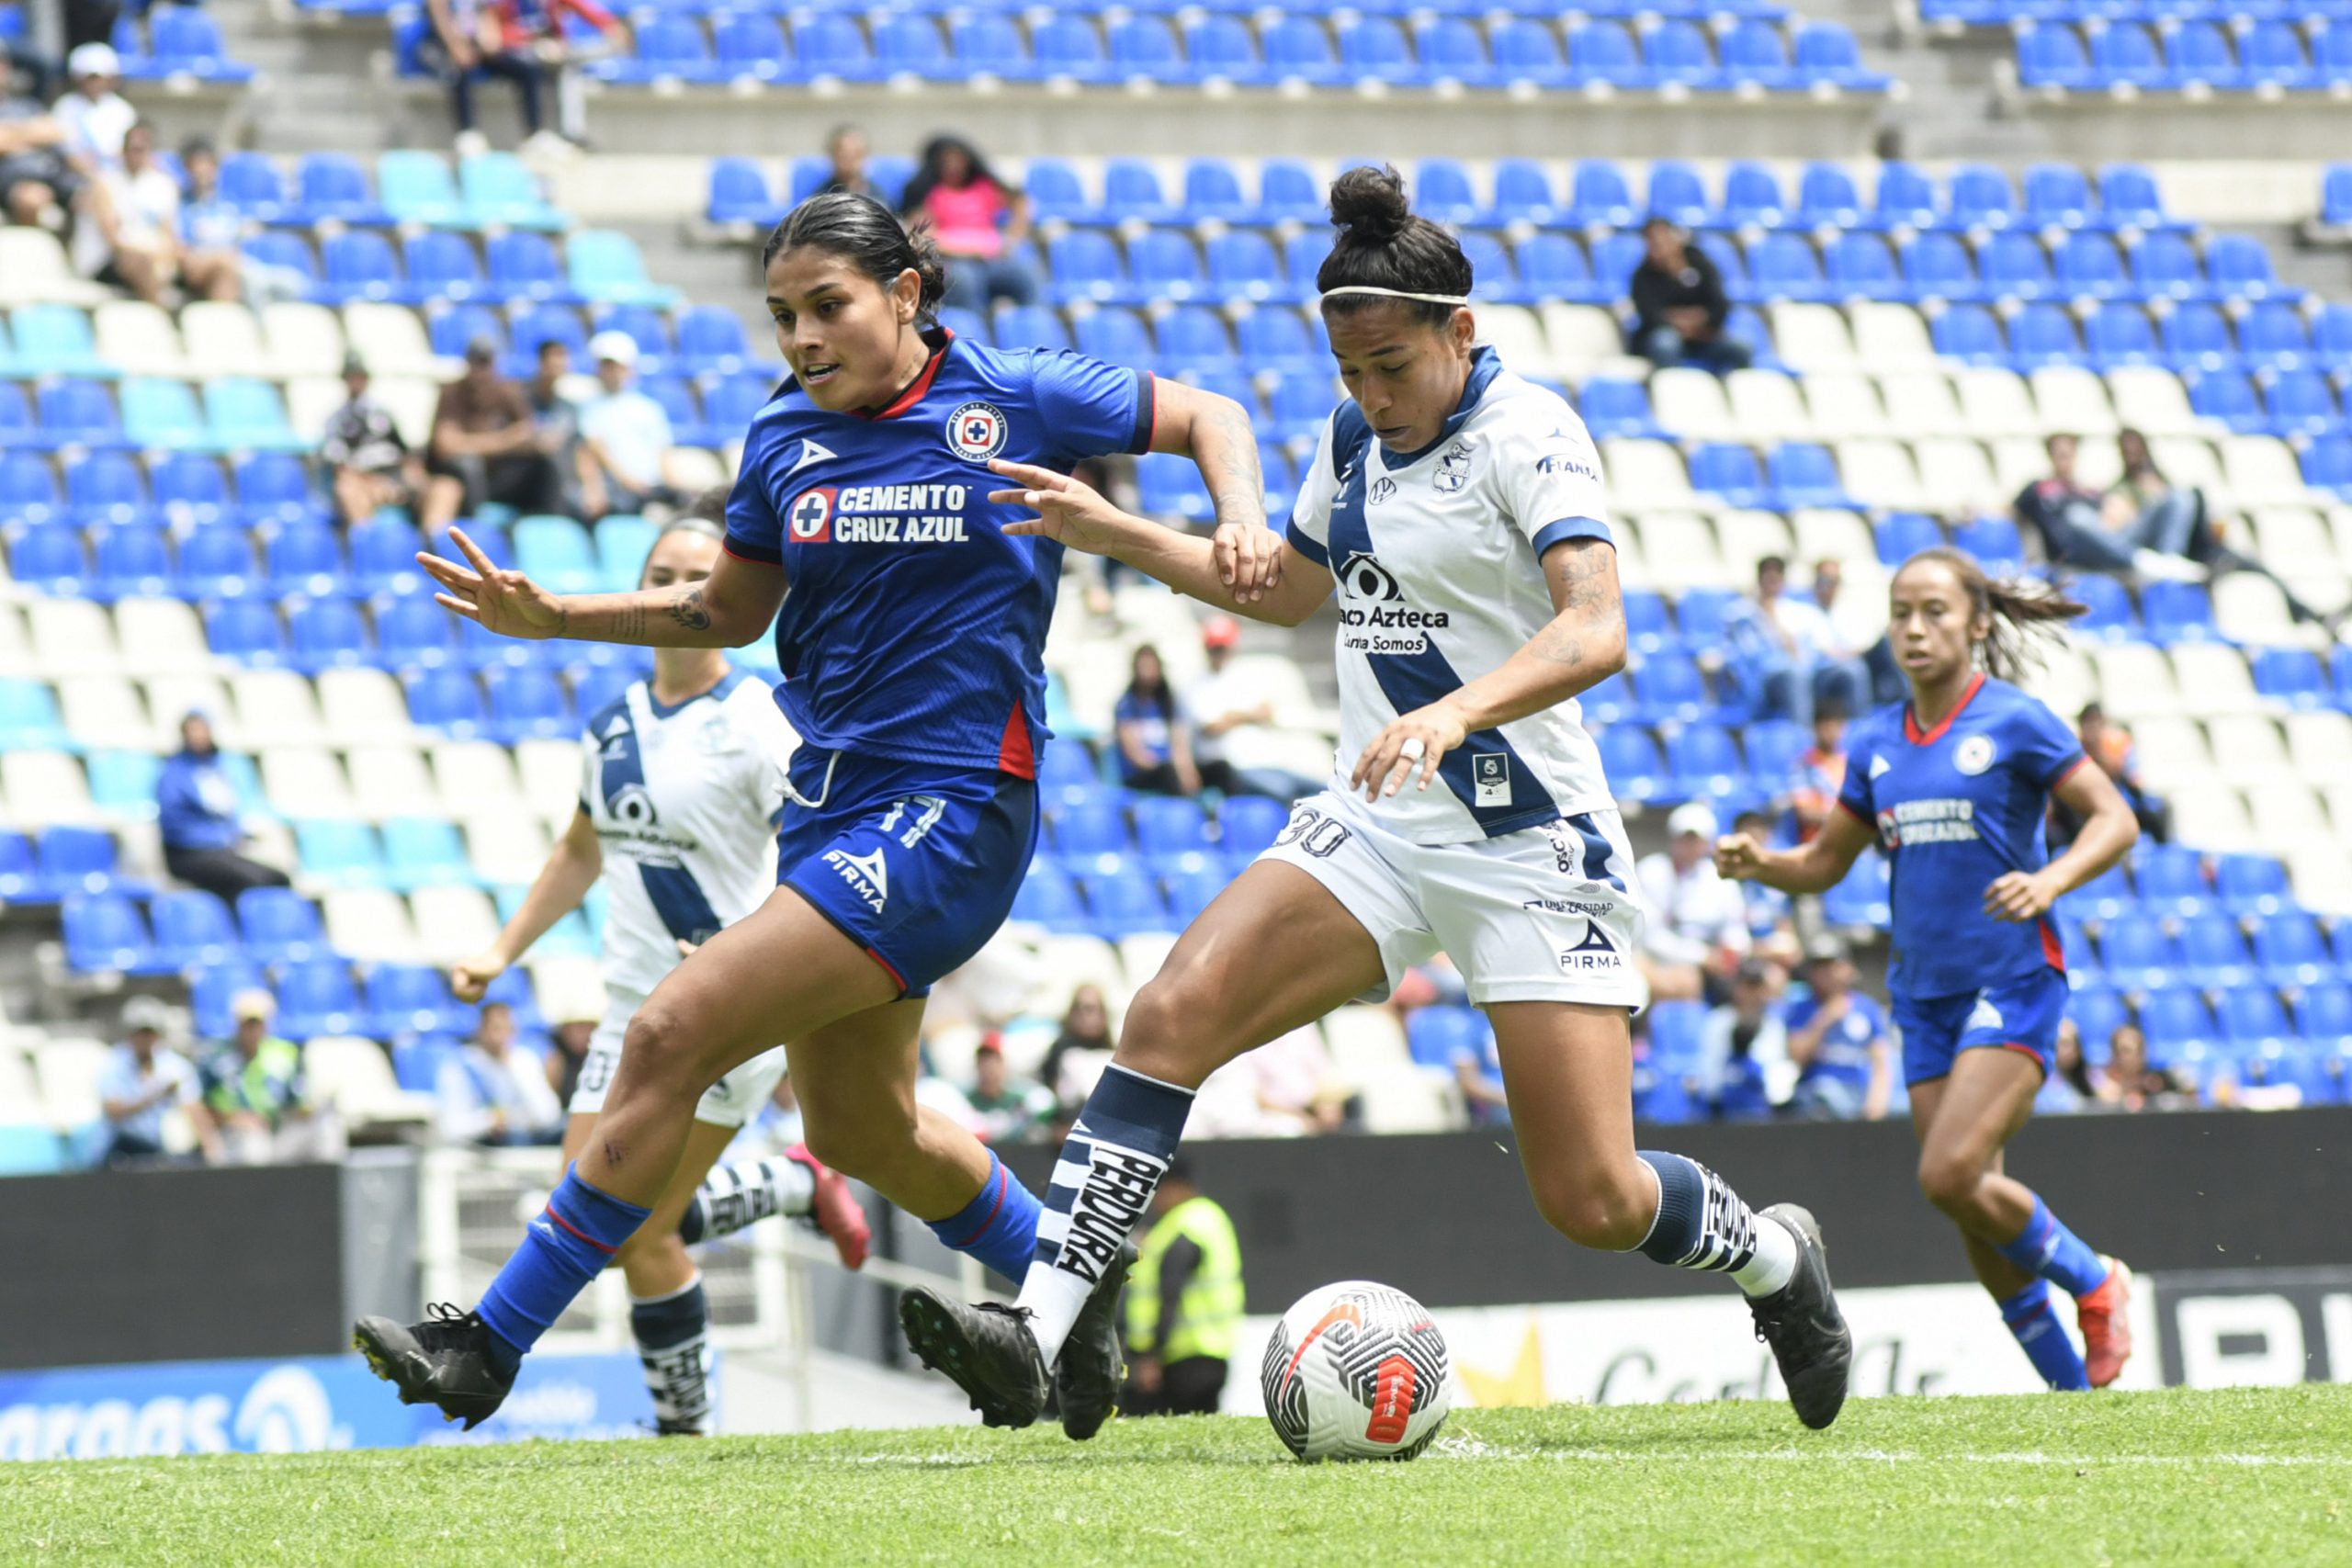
[419,527,786,649]
[1147,378,1280,603]
[1351,537,1628,799]
[1715,806,1873,896]
[452,808,602,1002]
[1984,755,2140,923]
[991,459,1334,626]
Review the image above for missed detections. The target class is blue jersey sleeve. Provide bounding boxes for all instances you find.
[1028,351,1156,462]
[2007,694,2088,791]
[1836,718,1878,824]
[723,419,786,567]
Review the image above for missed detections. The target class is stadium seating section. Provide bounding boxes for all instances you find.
[1918,0,2352,96]
[7,136,2352,1165]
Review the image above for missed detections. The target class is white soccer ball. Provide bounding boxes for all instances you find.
[1260,1280,1451,1462]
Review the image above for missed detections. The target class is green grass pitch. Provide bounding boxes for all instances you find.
[7,1386,2348,1566]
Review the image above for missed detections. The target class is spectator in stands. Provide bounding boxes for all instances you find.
[1627,217,1748,375]
[1811,558,1904,706]
[1728,806,1796,953]
[2052,702,2168,848]
[198,989,309,1164]
[818,124,876,202]
[99,997,219,1166]
[421,335,564,533]
[1728,557,1864,727]
[2095,1021,2189,1112]
[322,352,424,527]
[525,338,590,518]
[2112,428,2339,629]
[579,330,685,517]
[1782,940,1890,1121]
[158,712,294,906]
[2042,1020,2095,1113]
[1039,984,1115,1119]
[2013,431,2217,588]
[435,1000,565,1145]
[0,34,53,105]
[175,136,246,271]
[900,133,1037,313]
[544,1005,596,1107]
[2012,434,2115,573]
[421,0,619,160]
[50,40,130,175]
[0,40,80,231]
[1700,960,1786,1121]
[1244,1025,1351,1134]
[964,1036,1053,1145]
[1636,803,1750,1004]
[73,119,234,304]
[1789,699,1849,844]
[1114,643,1202,797]
[1178,615,1313,802]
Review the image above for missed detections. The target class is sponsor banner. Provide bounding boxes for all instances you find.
[1220,1281,2165,1415]
[0,1349,694,1462]
[2150,1267,2352,1389]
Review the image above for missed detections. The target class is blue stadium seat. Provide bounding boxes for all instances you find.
[2023,163,2093,229]
[1218,795,1292,858]
[1644,20,1720,89]
[40,379,126,448]
[1083,874,1173,941]
[150,889,243,971]
[1406,1006,1488,1073]
[2162,304,2234,374]
[237,886,324,964]
[1792,22,1886,90]
[287,595,371,674]
[1173,17,1258,86]
[1718,162,1786,228]
[206,378,300,452]
[2098,914,2177,991]
[0,832,38,902]
[1261,16,1340,85]
[1747,231,1824,303]
[2250,645,2326,707]
[119,378,203,450]
[2263,370,2338,438]
[1979,231,2051,300]
[2086,24,2159,90]
[2297,985,2352,1049]
[1871,162,1940,231]
[66,451,147,526]
[2068,572,2137,639]
[2306,436,2352,498]
[1824,232,1896,299]
[1132,795,1213,856]
[2187,371,2259,432]
[2240,20,2310,89]
[277,957,363,1039]
[1577,377,1664,440]
[1646,162,1710,227]
[320,229,401,305]
[2320,26,2352,88]
[152,453,229,526]
[1073,309,1153,369]
[1101,158,1178,225]
[405,668,487,736]
[1254,159,1323,226]
[0,451,62,525]
[1009,862,1088,932]
[1620,589,1674,656]
[1046,231,1125,307]
[1568,23,1643,88]
[1417,18,1492,87]
[6,530,87,596]
[1177,158,1252,226]
[2207,233,2284,303]
[793,14,876,80]
[2098,164,2171,231]
[86,750,161,819]
[2053,233,2126,300]
[1631,653,1711,725]
[707,157,777,228]
[873,15,954,80]
[673,305,752,375]
[89,524,171,603]
[2239,301,2310,368]
[1339,18,1419,85]
[2140,990,2216,1067]
[1596,727,1668,803]
[2006,303,2079,369]
[2069,861,2133,922]
[367,964,477,1038]
[1563,160,1635,230]
[483,668,572,743]
[62,894,168,976]
[460,152,563,230]
[2082,304,2159,370]
[505,305,587,374]
[2134,844,2209,916]
[382,817,474,891]
[204,600,288,666]
[2255,913,2330,988]
[0,383,33,449]
[1720,19,1792,89]
[486,231,570,306]
[9,305,100,378]
[2180,915,2254,989]
[1796,162,1862,229]
[1490,20,1567,88]
[567,231,676,308]
[1768,444,1849,508]
[219,152,288,220]
[2215,853,2290,917]
[2161,21,2238,90]
[379,151,467,228]
[1820,851,1890,928]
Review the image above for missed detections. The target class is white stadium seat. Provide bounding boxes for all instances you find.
[1,750,98,827]
[514,739,586,825]
[2107,367,2201,437]
[2165,782,2256,852]
[2287,843,2352,916]
[1476,305,1556,379]
[1322,1005,1410,1085]
[1632,512,1730,593]
[346,743,439,821]
[2091,643,2181,721]
[285,377,344,446]
[1768,303,1857,371]
[341,302,441,379]
[1790,507,1874,566]
[1725,369,1814,443]
[0,229,110,304]
[303,1036,435,1125]
[1536,304,1626,374]
[260,746,356,819]
[406,886,503,966]
[2249,780,2330,852]
[463,808,553,886]
[1713,509,1793,585]
[2212,572,2315,649]
[178,300,267,381]
[260,301,348,379]
[2148,436,2222,495]
[322,888,424,964]
[143,675,234,749]
[2171,644,2260,718]
[1354,1067,1463,1134]
[1649,368,1736,444]
[431,740,526,812]
[2220,436,2316,509]
[1600,439,1696,514]
[2205,712,2290,789]
[1833,438,1927,511]
[31,1038,110,1128]
[317,669,415,748]
[231,670,329,750]
[1800,372,1889,440]
[2030,367,2118,437]
[1911,437,2002,514]
[57,675,153,753]
[1954,368,2044,442]
[1849,301,1938,369]
[94,301,191,378]
[2324,784,2352,846]
[2124,715,2217,791]
[1878,371,1963,441]
[2285,712,2352,784]
[0,606,30,680]
[28,600,121,677]
[114,597,212,681]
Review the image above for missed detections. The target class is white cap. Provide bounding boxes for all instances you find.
[231,987,277,1023]
[121,995,173,1034]
[586,330,639,368]
[1667,802,1718,840]
[68,41,120,78]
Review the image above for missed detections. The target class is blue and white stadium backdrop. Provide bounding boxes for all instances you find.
[0,1350,697,1462]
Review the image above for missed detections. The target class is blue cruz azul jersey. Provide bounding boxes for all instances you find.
[724,329,1154,775]
[1837,673,2086,999]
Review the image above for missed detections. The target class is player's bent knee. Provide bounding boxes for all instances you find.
[799,1113,914,1187]
[618,1005,718,1098]
[1528,1168,1651,1251]
[1916,1148,1984,1215]
[1114,976,1223,1087]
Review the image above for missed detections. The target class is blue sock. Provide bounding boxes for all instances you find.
[1016,1063,1194,1365]
[1999,1280,2090,1391]
[630,1277,712,1432]
[1993,1196,2110,1299]
[925,1149,1044,1282]
[476,1164,652,1374]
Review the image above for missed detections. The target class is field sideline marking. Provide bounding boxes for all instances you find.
[1427,1438,2352,1469]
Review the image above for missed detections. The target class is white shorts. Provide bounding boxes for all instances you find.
[567,985,790,1130]
[1259,789,1650,1009]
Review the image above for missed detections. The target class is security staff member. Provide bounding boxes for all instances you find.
[1122,1159,1242,1416]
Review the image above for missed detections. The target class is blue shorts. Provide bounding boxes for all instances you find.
[1890,967,2067,1088]
[775,748,1039,999]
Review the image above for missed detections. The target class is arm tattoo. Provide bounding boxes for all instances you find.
[1534,540,1621,668]
[1201,400,1266,528]
[666,584,713,633]
[611,604,647,643]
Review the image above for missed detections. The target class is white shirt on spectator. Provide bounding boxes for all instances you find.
[1636,852,1752,967]
[51,89,136,171]
[99,1044,200,1145]
[1698,1004,1796,1104]
[1180,665,1262,766]
[581,389,673,490]
[72,164,180,278]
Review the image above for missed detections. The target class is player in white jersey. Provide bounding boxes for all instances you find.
[901,166,1855,1436]
[448,505,870,1434]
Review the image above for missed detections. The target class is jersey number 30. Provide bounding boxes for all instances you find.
[1275,807,1351,860]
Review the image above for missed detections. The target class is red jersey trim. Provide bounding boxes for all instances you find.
[996,700,1037,779]
[722,539,784,567]
[1904,671,1986,747]
[855,330,953,422]
[2050,752,2092,789]
[1835,795,1874,826]
[2039,917,2066,972]
[863,945,909,993]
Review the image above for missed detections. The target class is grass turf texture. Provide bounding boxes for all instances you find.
[7,1385,2349,1566]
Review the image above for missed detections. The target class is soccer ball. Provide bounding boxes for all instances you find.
[1260,1280,1451,1462]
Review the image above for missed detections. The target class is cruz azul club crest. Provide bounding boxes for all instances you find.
[945,400,1010,463]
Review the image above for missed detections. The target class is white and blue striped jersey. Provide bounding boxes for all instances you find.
[1285,347,1618,845]
[577,670,797,995]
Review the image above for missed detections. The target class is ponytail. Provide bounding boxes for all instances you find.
[1905,547,2086,682]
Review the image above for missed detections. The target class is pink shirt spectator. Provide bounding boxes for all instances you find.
[922,178,1008,258]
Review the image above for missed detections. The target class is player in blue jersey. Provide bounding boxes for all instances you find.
[353,192,1277,1434]
[1715,547,2143,1391]
[899,166,1854,1435]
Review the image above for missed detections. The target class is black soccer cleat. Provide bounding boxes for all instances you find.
[353,1303,516,1431]
[1747,1203,1853,1431]
[899,1289,1050,1430]
[1055,1241,1137,1442]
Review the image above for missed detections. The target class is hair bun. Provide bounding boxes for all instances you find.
[1327,164,1413,245]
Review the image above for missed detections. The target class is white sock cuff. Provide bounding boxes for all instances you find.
[1103,1061,1198,1099]
[630,1270,704,1306]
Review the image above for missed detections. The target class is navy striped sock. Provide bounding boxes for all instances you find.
[631,1276,712,1433]
[1016,1064,1193,1365]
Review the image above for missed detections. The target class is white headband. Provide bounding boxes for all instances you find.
[1318,286,1471,307]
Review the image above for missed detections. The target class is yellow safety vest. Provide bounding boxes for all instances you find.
[1125,1195,1244,1363]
